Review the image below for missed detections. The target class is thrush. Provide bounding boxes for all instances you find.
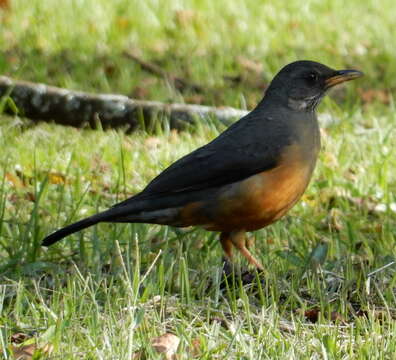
[42,60,363,270]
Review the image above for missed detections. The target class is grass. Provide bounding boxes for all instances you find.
[1,0,396,358]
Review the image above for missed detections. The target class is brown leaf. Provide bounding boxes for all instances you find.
[11,344,54,359]
[152,332,180,359]
[9,335,53,359]
[10,344,36,359]
[10,333,28,344]
[302,308,347,324]
[133,333,180,360]
[304,308,320,323]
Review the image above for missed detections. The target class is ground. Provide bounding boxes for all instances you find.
[1,0,396,358]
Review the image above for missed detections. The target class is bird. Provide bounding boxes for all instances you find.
[42,60,363,271]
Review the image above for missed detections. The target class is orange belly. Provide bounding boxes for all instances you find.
[179,144,316,232]
[206,159,313,231]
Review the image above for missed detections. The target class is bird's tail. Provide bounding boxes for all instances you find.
[42,194,188,246]
[42,212,109,246]
[41,202,145,247]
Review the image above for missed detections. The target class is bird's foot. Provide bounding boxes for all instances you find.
[220,231,264,271]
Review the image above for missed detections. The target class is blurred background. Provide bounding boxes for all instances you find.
[0,0,392,109]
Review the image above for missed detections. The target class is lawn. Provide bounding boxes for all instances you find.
[1,0,396,358]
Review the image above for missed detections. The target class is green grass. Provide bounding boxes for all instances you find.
[1,0,396,358]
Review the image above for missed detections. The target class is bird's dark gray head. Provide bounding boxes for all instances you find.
[265,60,363,111]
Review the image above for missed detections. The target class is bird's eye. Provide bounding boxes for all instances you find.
[306,72,318,83]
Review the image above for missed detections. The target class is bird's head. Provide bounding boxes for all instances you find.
[265,60,363,111]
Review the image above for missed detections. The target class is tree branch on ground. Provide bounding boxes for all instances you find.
[0,76,248,131]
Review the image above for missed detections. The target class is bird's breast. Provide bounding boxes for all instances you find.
[205,143,317,231]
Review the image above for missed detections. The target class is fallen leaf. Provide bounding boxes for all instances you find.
[11,344,36,360]
[10,333,28,344]
[133,333,180,360]
[152,332,180,359]
[301,308,347,324]
[304,308,320,323]
[11,343,52,359]
[9,333,53,359]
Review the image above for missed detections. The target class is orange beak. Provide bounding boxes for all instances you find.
[325,69,364,89]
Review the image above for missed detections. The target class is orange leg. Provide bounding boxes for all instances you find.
[220,231,264,271]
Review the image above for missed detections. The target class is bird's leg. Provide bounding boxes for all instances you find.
[220,232,233,259]
[230,230,264,271]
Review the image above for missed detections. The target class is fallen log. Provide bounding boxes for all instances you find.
[0,76,248,131]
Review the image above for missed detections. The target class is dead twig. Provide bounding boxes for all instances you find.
[123,51,204,93]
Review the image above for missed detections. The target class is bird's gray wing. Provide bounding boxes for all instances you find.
[120,111,291,203]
